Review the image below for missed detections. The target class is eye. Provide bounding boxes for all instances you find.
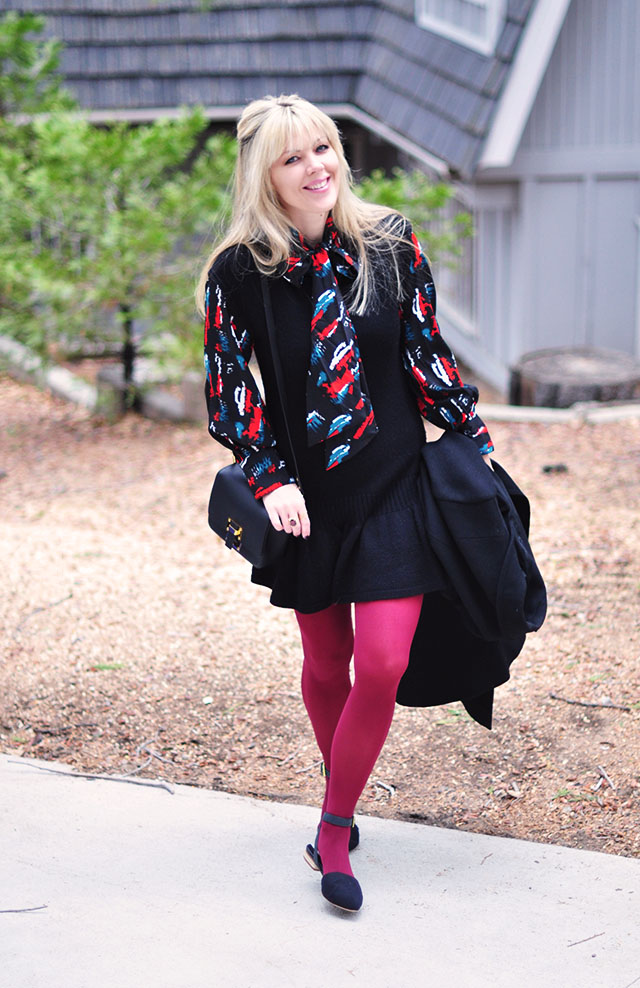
[284,154,299,165]
[315,143,330,153]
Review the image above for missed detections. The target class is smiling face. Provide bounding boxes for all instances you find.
[269,132,340,242]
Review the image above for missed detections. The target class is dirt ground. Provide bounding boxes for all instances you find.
[1,375,639,858]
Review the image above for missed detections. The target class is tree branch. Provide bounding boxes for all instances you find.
[549,693,631,712]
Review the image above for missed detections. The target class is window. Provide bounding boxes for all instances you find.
[415,0,506,56]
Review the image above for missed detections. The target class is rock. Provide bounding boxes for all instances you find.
[140,388,184,422]
[181,370,207,423]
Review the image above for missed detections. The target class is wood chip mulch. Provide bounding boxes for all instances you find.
[1,375,639,858]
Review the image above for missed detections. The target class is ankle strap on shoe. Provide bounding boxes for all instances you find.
[322,812,354,828]
[320,762,330,779]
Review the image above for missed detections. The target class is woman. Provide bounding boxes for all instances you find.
[196,94,494,913]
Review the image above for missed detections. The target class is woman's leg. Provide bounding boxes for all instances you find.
[295,603,354,781]
[318,595,423,877]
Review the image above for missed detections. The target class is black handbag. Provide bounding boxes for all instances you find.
[208,462,289,568]
[207,276,301,568]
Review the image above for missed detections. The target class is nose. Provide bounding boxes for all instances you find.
[306,153,322,173]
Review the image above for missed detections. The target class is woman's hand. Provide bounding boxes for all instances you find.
[262,484,310,538]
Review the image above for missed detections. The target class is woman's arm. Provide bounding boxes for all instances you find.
[399,229,494,456]
[204,276,296,499]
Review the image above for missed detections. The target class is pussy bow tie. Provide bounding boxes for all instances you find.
[283,216,378,470]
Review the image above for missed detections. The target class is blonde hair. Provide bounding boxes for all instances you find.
[195,94,407,317]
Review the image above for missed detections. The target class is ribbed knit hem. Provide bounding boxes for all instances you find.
[307,468,420,525]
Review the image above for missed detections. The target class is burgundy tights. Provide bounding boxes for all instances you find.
[295,596,423,877]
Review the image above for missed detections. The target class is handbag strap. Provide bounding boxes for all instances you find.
[260,275,303,493]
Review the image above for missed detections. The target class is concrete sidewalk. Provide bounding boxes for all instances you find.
[1,754,639,988]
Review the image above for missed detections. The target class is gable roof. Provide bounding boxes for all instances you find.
[7,0,568,179]
[354,0,537,177]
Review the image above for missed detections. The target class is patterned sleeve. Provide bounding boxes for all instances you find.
[399,230,494,455]
[204,276,296,498]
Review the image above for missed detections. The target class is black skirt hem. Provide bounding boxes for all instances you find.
[250,573,442,615]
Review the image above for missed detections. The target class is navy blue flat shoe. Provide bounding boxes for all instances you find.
[305,812,363,913]
[321,870,363,913]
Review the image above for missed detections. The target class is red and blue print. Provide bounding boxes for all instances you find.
[401,233,493,456]
[284,216,379,470]
[203,220,493,500]
[204,281,294,498]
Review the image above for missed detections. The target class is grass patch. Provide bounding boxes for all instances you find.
[552,787,598,803]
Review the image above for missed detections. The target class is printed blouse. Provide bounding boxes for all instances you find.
[203,224,493,499]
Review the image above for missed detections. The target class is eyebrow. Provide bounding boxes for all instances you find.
[282,136,327,156]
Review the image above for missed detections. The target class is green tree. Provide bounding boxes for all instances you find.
[0,11,76,350]
[355,167,472,265]
[0,11,74,117]
[2,106,235,388]
[24,112,233,373]
[0,13,235,392]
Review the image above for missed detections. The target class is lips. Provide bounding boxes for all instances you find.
[304,176,330,191]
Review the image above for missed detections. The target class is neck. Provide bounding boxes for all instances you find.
[294,211,329,245]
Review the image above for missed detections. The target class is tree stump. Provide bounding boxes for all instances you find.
[509,346,640,408]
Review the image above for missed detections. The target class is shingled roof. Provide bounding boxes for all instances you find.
[8,0,536,178]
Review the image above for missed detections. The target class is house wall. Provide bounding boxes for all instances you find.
[520,0,639,152]
[476,0,640,383]
[432,182,520,393]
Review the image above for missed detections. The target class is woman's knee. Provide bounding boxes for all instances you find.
[296,604,354,676]
[352,596,422,689]
[352,642,410,691]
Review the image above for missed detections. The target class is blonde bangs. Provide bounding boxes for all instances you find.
[259,104,340,169]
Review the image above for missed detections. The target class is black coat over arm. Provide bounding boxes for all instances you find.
[397,431,547,729]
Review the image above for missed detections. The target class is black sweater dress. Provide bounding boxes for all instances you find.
[204,226,493,616]
[202,228,524,727]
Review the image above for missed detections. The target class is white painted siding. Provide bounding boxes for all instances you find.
[427,0,640,389]
[528,179,584,349]
[512,174,640,357]
[591,177,640,353]
[474,204,515,361]
[521,0,640,150]
[447,169,640,388]
[511,0,640,361]
[459,0,640,390]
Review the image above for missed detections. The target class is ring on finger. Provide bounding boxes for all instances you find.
[289,518,298,526]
